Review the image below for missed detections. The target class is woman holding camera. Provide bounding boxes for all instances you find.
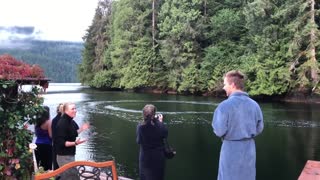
[136,104,168,180]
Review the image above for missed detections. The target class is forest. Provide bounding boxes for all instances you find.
[0,40,83,82]
[79,0,320,98]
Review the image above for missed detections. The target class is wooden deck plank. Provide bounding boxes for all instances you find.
[298,160,320,180]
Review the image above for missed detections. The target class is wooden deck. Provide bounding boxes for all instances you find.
[298,160,320,180]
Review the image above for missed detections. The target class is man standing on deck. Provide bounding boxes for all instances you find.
[212,70,264,180]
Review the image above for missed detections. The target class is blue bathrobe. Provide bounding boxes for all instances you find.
[212,92,264,180]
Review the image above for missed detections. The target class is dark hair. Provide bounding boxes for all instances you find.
[36,106,50,127]
[224,70,245,90]
[142,104,156,124]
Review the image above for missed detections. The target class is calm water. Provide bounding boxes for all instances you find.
[42,83,320,180]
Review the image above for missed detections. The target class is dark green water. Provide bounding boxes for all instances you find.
[43,83,320,180]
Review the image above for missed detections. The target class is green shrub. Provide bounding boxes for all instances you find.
[0,80,44,178]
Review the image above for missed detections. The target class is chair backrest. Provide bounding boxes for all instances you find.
[34,160,118,180]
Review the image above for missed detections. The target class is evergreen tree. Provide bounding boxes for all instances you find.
[280,0,320,93]
[242,0,320,95]
[79,0,113,86]
[241,0,292,95]
[158,0,204,91]
[200,1,247,92]
[120,37,164,89]
[78,0,320,97]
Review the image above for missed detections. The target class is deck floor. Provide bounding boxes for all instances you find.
[298,160,320,180]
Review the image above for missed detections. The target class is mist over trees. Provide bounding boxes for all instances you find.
[79,0,320,97]
[0,40,83,82]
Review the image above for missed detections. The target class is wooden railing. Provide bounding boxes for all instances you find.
[34,160,118,180]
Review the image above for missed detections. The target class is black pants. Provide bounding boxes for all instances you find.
[52,144,59,170]
[35,143,53,171]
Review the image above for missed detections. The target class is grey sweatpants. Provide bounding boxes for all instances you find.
[57,155,80,180]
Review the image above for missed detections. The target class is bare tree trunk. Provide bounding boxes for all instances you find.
[310,0,318,89]
[204,0,207,16]
[152,0,156,47]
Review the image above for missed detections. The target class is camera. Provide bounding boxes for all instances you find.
[155,114,162,119]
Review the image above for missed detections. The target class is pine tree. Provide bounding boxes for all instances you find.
[158,0,204,90]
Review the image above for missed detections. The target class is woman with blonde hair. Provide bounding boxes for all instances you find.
[51,103,64,170]
[55,102,89,179]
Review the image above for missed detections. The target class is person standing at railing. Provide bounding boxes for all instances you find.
[212,70,264,180]
[35,105,52,171]
[51,103,64,171]
[55,102,89,180]
[136,104,168,180]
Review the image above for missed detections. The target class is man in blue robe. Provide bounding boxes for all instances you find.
[212,70,264,180]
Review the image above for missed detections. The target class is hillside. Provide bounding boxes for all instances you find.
[80,0,320,97]
[0,40,83,82]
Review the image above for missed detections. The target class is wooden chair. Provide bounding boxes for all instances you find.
[34,160,118,180]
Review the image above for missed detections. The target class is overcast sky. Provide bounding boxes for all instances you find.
[0,0,99,42]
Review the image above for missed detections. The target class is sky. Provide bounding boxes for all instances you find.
[0,0,99,42]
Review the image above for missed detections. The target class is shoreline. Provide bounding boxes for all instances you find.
[91,87,320,104]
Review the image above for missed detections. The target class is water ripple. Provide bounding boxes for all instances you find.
[266,119,320,128]
[104,105,212,114]
[83,101,320,128]
[85,99,217,106]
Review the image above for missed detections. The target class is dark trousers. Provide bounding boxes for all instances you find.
[35,143,53,171]
[52,144,59,170]
[139,150,166,180]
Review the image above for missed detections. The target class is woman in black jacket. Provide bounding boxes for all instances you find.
[55,102,88,180]
[136,104,168,180]
[51,103,64,170]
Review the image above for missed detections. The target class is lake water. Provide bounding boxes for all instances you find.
[42,83,320,180]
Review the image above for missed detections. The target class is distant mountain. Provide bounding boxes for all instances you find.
[0,39,83,82]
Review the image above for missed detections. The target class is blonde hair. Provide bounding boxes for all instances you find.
[56,103,64,114]
[63,102,75,113]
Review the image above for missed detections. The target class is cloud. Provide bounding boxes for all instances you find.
[0,0,99,42]
[0,26,44,49]
[1,26,34,35]
[0,26,42,41]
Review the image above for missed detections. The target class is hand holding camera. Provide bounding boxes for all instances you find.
[155,114,163,122]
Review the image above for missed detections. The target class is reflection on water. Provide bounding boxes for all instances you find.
[42,83,320,180]
[46,83,85,93]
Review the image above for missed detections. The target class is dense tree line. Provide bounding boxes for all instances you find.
[79,0,320,97]
[0,40,83,83]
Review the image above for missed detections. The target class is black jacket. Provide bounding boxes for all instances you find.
[54,114,79,155]
[51,112,61,142]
